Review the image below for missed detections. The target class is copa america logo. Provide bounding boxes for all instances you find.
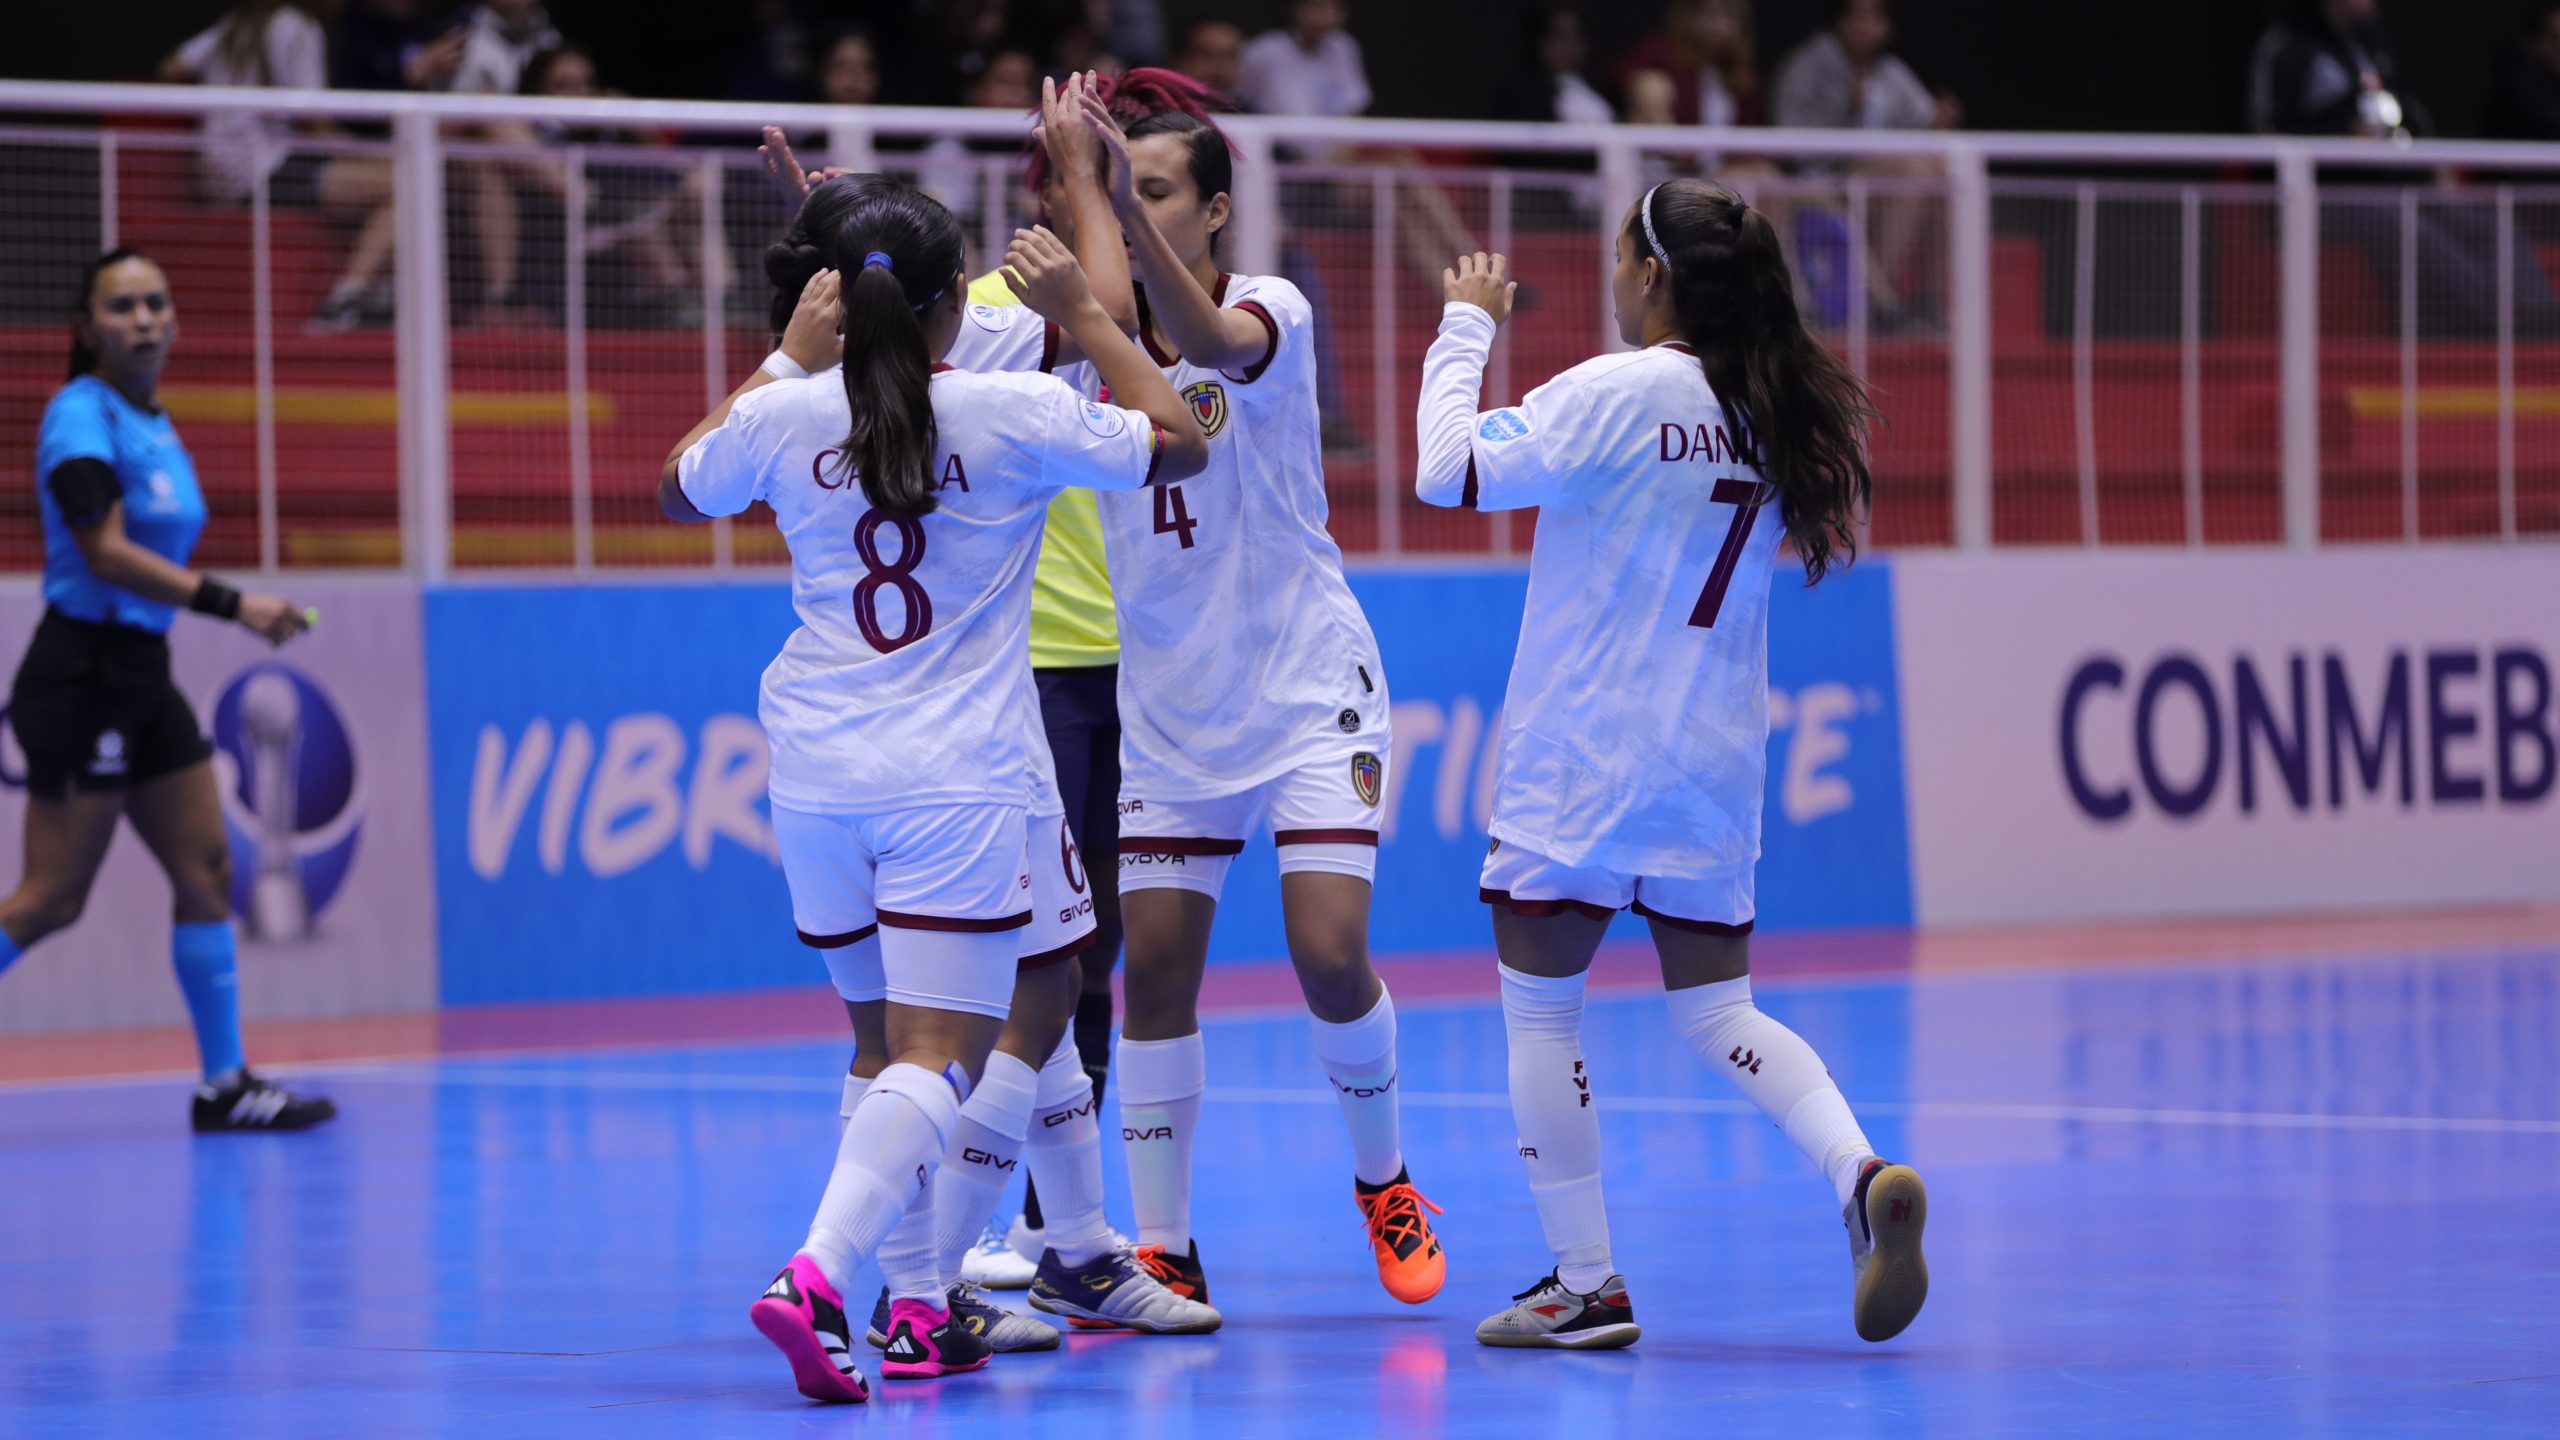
[210,663,362,941]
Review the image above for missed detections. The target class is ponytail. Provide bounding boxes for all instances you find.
[760,176,966,518]
[838,257,940,516]
[1633,180,1874,584]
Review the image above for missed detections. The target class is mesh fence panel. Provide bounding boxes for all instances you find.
[9,107,2559,570]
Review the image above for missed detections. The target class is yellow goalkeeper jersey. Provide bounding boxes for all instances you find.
[965,270,1119,668]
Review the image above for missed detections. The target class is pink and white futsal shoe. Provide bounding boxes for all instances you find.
[876,1295,995,1380]
[749,1254,870,1403]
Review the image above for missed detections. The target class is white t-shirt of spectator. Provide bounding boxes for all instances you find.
[452,4,563,95]
[1237,28,1371,117]
[1556,73,1615,126]
[174,8,327,203]
[676,366,1164,814]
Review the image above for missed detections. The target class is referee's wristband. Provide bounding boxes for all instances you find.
[189,576,243,621]
[758,350,810,382]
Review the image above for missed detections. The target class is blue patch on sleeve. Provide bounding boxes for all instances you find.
[1478,409,1530,442]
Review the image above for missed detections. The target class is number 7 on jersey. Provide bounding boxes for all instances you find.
[1688,479,1772,630]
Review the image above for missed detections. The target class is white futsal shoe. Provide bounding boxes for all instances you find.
[958,1217,1040,1290]
[1845,1158,1930,1342]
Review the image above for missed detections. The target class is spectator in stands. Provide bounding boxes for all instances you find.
[306,0,467,331]
[2489,2,2560,140]
[2249,0,2558,336]
[1098,0,1169,70]
[1496,4,1614,127]
[449,0,565,329]
[817,25,883,107]
[156,1,339,207]
[919,46,1042,255]
[1236,0,1368,121]
[1772,0,1955,330]
[1171,17,1244,102]
[2247,0,2421,138]
[482,45,707,326]
[724,0,810,104]
[1772,0,1955,134]
[1610,0,1762,129]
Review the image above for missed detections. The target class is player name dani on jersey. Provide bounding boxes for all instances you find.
[1657,420,1760,466]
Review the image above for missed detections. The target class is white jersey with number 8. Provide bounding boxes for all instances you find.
[677,366,1163,814]
[1417,301,1783,879]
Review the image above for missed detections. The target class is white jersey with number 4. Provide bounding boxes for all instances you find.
[677,366,1163,815]
[1416,301,1783,878]
[951,280,1387,798]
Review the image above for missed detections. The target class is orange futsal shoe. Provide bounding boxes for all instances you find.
[1355,1168,1446,1304]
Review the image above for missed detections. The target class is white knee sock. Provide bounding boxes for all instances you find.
[877,1173,944,1305]
[804,1062,960,1295]
[1667,976,1875,1207]
[1310,987,1405,1187]
[839,1070,870,1123]
[1025,1032,1115,1266]
[1501,966,1613,1292]
[1115,1032,1205,1250]
[933,1050,1038,1288]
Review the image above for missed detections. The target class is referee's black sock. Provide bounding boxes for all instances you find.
[1074,988,1115,1112]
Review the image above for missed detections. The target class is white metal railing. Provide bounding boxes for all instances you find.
[6,79,2560,574]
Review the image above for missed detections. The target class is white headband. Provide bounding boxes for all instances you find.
[1639,183,1673,272]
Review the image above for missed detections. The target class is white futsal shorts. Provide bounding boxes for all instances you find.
[1478,837,1756,935]
[1116,741,1389,902]
[774,801,1034,1018]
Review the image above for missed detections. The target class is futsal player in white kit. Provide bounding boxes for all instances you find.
[759,81,1223,1353]
[887,91,1450,1310]
[1414,178,1930,1349]
[656,176,1207,1401]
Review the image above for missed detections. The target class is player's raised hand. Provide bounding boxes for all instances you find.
[759,126,854,210]
[1079,87,1137,212]
[1445,252,1517,325]
[780,268,844,372]
[1043,73,1107,183]
[1002,226,1100,325]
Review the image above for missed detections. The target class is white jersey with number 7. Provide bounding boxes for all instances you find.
[676,366,1165,815]
[1417,300,1782,879]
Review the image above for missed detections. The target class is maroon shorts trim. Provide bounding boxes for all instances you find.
[797,923,880,949]
[1223,300,1281,384]
[1630,901,1755,937]
[1018,928,1101,972]
[876,908,1033,934]
[1479,887,1619,923]
[1117,836,1247,856]
[1273,828,1380,847]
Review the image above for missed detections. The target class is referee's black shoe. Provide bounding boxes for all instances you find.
[191,1069,337,1132]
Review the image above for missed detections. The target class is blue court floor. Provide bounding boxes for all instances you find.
[3,939,2556,1439]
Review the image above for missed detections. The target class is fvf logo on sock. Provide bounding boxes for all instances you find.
[1572,1059,1592,1108]
[1728,1045,1763,1076]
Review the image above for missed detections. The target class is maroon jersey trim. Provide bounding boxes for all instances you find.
[1119,836,1248,856]
[1224,299,1281,384]
[1040,321,1061,374]
[1273,828,1380,847]
[797,923,881,949]
[877,908,1034,933]
[1631,901,1754,937]
[1018,929,1101,972]
[1479,887,1619,923]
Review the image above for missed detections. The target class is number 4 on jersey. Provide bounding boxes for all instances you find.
[1153,484,1199,549]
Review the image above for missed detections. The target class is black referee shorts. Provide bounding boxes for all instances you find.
[8,609,214,800]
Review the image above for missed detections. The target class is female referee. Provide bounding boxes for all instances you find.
[0,249,332,1132]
